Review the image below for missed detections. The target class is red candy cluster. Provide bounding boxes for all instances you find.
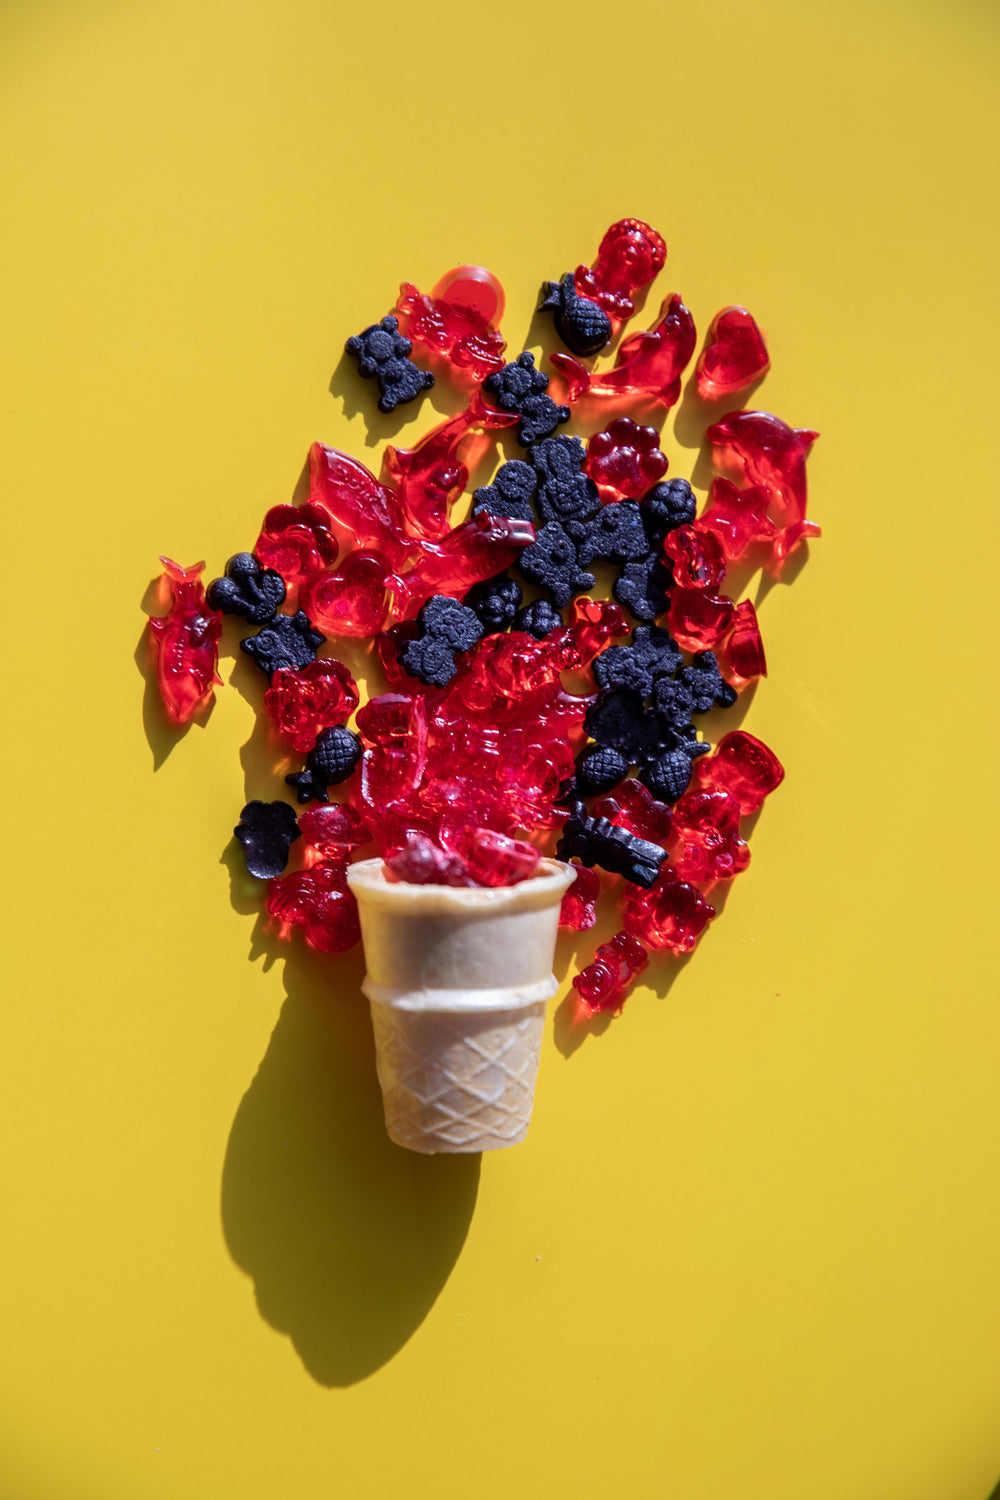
[148,217,818,1023]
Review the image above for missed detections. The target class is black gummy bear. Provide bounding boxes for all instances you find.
[285,726,363,804]
[419,596,484,652]
[399,636,458,688]
[584,686,671,764]
[240,611,326,679]
[613,552,674,623]
[471,459,538,523]
[527,436,600,535]
[207,553,287,624]
[516,521,596,609]
[678,651,739,713]
[556,802,666,888]
[513,599,564,639]
[639,728,712,805]
[577,500,651,567]
[234,799,301,881]
[482,352,570,446]
[641,478,698,544]
[538,273,612,357]
[575,744,630,797]
[345,314,435,415]
[593,624,683,696]
[465,573,522,633]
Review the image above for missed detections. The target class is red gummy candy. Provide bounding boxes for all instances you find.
[574,219,667,324]
[264,657,359,753]
[396,266,507,381]
[664,525,728,593]
[304,550,394,638]
[306,442,414,572]
[266,859,360,953]
[691,730,784,814]
[706,410,820,563]
[355,694,429,812]
[697,477,777,562]
[553,596,629,671]
[671,790,749,884]
[452,826,541,887]
[621,868,715,955]
[384,831,473,887]
[254,502,340,603]
[552,294,696,408]
[573,931,649,1015]
[384,395,517,543]
[596,779,673,846]
[695,306,770,401]
[667,587,735,651]
[724,599,767,683]
[587,418,668,501]
[448,630,561,724]
[559,864,601,930]
[298,802,370,858]
[392,512,535,622]
[148,557,222,725]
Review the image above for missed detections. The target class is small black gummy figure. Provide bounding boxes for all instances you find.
[641,478,697,544]
[516,521,596,609]
[679,651,739,714]
[593,623,683,696]
[527,436,600,535]
[234,799,301,880]
[207,553,286,624]
[285,726,363,804]
[639,728,712,805]
[471,459,538,522]
[575,744,630,797]
[399,595,484,687]
[556,802,666,888]
[241,611,326,679]
[465,573,522,634]
[613,553,674,623]
[577,500,651,567]
[482,352,570,446]
[513,599,563,639]
[345,314,435,415]
[539,273,612,357]
[584,686,671,765]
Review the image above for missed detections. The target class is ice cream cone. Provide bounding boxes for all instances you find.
[346,858,575,1154]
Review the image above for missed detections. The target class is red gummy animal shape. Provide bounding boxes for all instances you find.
[149,557,222,725]
[552,294,696,408]
[706,410,820,564]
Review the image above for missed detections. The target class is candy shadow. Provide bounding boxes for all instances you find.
[671,370,768,459]
[135,575,216,770]
[219,890,481,1388]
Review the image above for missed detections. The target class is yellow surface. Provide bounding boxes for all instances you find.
[1,1,999,1496]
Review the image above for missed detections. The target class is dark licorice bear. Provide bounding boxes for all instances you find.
[207,553,286,624]
[516,521,596,609]
[577,500,651,567]
[513,599,564,639]
[584,686,671,764]
[575,745,630,796]
[285,726,363,804]
[345,314,435,414]
[398,595,485,687]
[556,802,666,888]
[527,435,600,535]
[679,651,739,713]
[234,799,301,880]
[538,273,612,357]
[641,478,697,544]
[482,352,570,446]
[471,459,538,523]
[613,552,674,622]
[592,624,683,696]
[240,611,326,679]
[465,573,523,633]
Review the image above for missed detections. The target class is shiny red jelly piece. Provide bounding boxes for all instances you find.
[587,418,668,500]
[392,513,535,622]
[384,397,516,543]
[663,525,728,592]
[697,477,777,562]
[706,410,821,563]
[266,859,360,953]
[384,831,473,886]
[695,306,770,401]
[671,790,749,884]
[595,779,673,846]
[264,657,359,753]
[559,864,601,930]
[298,802,370,858]
[573,931,649,1015]
[667,587,735,651]
[621,868,715,954]
[148,557,222,725]
[396,266,507,381]
[552,294,696,408]
[724,599,767,683]
[691,730,784,814]
[575,219,666,323]
[452,826,542,887]
[304,551,393,638]
[254,502,340,603]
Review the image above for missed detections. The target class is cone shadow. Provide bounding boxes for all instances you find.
[221,934,481,1387]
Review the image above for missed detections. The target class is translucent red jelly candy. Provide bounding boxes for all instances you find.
[452,827,541,887]
[691,730,784,814]
[621,868,715,954]
[306,442,415,572]
[264,657,359,752]
[392,512,535,622]
[697,478,777,562]
[706,410,821,563]
[695,306,770,401]
[724,600,767,683]
[304,550,393,638]
[595,779,673,846]
[298,802,370,858]
[560,864,601,930]
[573,931,649,1015]
[254,502,340,602]
[664,525,728,592]
[384,831,472,886]
[587,418,668,500]
[553,597,629,671]
[671,790,749,884]
[552,294,696,408]
[266,859,360,952]
[396,266,507,381]
[575,219,667,324]
[149,557,222,725]
[384,396,516,543]
[667,587,735,651]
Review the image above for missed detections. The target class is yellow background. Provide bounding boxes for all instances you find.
[2,0,999,1496]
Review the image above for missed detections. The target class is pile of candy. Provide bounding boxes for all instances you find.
[148,218,819,1016]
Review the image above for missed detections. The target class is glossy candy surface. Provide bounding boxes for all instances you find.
[264,657,359,752]
[552,294,696,407]
[149,557,222,724]
[587,419,668,501]
[695,306,770,400]
[574,219,667,324]
[396,266,507,381]
[573,932,649,1014]
[266,859,361,952]
[706,410,821,563]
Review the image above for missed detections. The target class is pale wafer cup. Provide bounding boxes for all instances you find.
[346,858,575,1154]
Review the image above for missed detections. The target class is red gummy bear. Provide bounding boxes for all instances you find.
[664,525,728,593]
[559,864,601,930]
[621,867,715,954]
[254,502,340,605]
[574,219,667,325]
[266,859,360,953]
[573,931,649,1015]
[264,657,359,753]
[587,418,668,501]
[691,730,784,814]
[706,411,820,564]
[671,790,749,884]
[667,587,735,652]
[552,294,696,408]
[595,779,674,846]
[697,477,777,562]
[724,599,767,683]
[695,306,770,401]
[298,802,370,858]
[553,596,629,671]
[396,266,507,381]
[149,557,222,725]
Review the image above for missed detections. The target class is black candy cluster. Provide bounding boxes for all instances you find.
[345,315,434,414]
[399,595,484,687]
